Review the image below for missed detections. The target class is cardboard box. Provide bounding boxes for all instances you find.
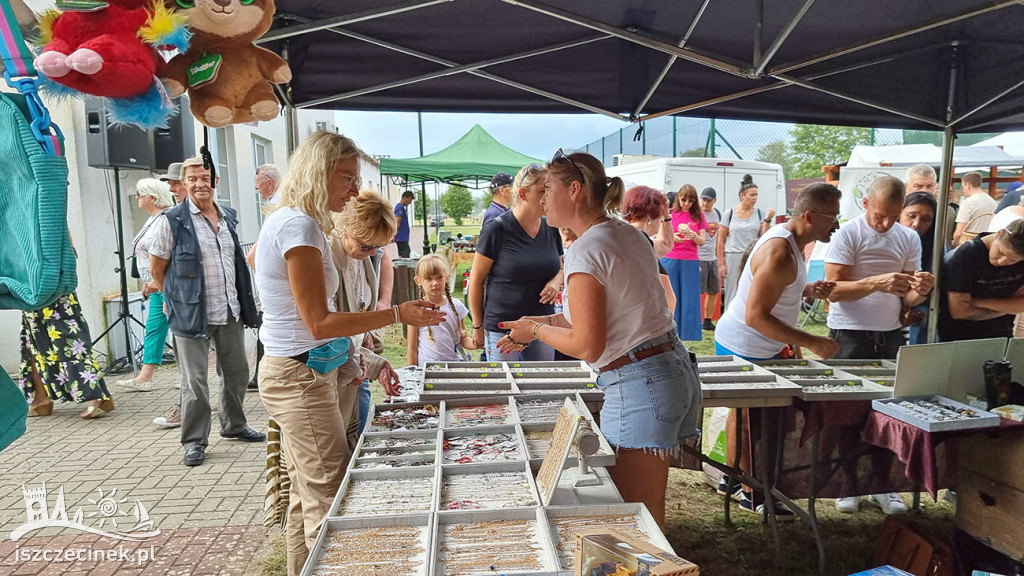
[574,528,698,576]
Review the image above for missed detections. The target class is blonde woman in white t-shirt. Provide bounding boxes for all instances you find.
[254,131,444,576]
[495,149,702,528]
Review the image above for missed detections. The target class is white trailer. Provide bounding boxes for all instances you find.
[606,156,788,221]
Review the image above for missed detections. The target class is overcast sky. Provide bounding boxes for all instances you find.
[334,110,628,160]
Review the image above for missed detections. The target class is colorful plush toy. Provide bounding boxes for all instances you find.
[34,0,189,127]
[161,0,291,128]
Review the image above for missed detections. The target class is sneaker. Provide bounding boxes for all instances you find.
[247,379,259,390]
[835,496,862,513]
[702,319,716,331]
[113,378,153,392]
[184,445,205,467]
[867,493,907,515]
[738,491,795,520]
[153,407,181,428]
[716,477,743,501]
[220,425,266,442]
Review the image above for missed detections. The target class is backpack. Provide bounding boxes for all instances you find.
[0,4,76,311]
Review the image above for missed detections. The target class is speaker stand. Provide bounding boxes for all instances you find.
[91,166,144,374]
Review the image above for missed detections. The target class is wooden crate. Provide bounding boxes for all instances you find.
[956,429,1024,561]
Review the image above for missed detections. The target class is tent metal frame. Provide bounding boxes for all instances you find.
[270,0,1020,129]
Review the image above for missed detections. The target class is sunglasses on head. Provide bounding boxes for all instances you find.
[551,148,585,183]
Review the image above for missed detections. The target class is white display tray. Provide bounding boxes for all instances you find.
[506,360,590,371]
[425,361,506,372]
[437,461,540,511]
[825,359,897,370]
[353,452,437,470]
[699,374,802,399]
[789,376,894,402]
[329,466,439,517]
[424,369,510,380]
[871,394,1002,432]
[441,424,527,465]
[755,358,828,369]
[366,401,443,433]
[520,421,615,470]
[442,396,519,428]
[301,513,433,576]
[542,503,673,574]
[356,429,441,459]
[430,508,560,576]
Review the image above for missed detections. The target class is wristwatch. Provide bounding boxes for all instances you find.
[662,217,672,222]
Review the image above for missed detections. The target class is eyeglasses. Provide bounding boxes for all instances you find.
[357,242,382,253]
[551,148,585,183]
[338,171,362,190]
[811,211,841,225]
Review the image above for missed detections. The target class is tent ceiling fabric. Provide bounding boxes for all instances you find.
[267,0,1024,132]
[378,124,542,183]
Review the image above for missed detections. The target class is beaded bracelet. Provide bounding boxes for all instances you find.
[391,305,401,324]
[532,322,542,340]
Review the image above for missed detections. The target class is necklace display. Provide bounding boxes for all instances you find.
[443,432,523,464]
[552,514,649,570]
[313,525,427,576]
[438,519,546,575]
[445,404,511,427]
[441,471,537,510]
[370,405,440,431]
[339,478,433,516]
[516,398,564,422]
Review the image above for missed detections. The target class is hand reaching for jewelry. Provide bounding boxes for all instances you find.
[399,300,447,327]
[495,318,537,353]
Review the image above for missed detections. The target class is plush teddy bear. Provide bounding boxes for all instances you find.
[161,0,291,128]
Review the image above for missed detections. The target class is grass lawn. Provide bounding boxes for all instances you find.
[259,303,954,576]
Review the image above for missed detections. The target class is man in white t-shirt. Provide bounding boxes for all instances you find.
[826,175,934,359]
[953,171,997,246]
[826,175,934,515]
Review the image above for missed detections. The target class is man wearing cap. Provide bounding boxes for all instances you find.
[159,162,187,204]
[697,187,722,331]
[394,190,415,258]
[482,172,514,229]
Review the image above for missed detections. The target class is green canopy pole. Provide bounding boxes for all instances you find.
[418,112,429,255]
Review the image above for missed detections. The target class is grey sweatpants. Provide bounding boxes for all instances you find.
[175,315,250,448]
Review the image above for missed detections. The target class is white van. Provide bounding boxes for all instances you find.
[606,156,787,222]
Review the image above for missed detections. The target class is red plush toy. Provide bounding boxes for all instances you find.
[35,0,188,100]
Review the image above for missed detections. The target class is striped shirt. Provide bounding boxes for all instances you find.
[148,199,240,325]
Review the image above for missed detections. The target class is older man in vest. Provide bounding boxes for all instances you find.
[149,157,263,466]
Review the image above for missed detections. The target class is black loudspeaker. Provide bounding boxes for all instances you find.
[85,97,155,170]
[154,98,196,170]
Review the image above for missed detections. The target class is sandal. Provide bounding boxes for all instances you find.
[28,403,54,417]
[80,398,115,420]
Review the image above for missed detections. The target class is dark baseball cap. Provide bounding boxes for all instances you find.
[490,172,513,188]
[157,162,183,182]
[701,187,717,200]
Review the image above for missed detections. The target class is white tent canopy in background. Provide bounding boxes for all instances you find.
[836,143,1024,220]
[973,132,1024,158]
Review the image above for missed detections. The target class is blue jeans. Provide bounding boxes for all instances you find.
[484,330,555,362]
[357,379,371,432]
[595,332,702,451]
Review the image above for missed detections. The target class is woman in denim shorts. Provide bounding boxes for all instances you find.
[497,150,702,527]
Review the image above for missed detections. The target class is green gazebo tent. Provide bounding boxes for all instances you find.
[379,124,541,185]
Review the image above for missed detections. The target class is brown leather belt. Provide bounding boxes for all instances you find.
[597,341,675,373]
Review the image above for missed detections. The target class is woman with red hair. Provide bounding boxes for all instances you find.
[622,185,676,311]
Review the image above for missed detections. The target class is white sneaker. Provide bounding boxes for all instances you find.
[835,496,862,513]
[153,407,181,428]
[868,493,907,515]
[114,378,153,392]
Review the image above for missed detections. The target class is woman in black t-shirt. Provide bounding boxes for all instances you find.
[939,218,1024,341]
[468,163,564,361]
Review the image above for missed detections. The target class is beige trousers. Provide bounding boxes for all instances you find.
[259,355,349,576]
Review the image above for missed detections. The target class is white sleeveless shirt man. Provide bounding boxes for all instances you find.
[715,225,807,359]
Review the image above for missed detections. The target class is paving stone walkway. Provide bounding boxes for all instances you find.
[0,359,275,576]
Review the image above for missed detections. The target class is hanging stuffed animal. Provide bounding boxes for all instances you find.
[34,0,189,127]
[161,0,291,128]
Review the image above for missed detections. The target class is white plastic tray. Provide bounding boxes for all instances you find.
[871,394,1002,432]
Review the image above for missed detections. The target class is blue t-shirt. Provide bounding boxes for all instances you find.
[394,202,410,241]
[481,201,508,230]
[477,212,563,332]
